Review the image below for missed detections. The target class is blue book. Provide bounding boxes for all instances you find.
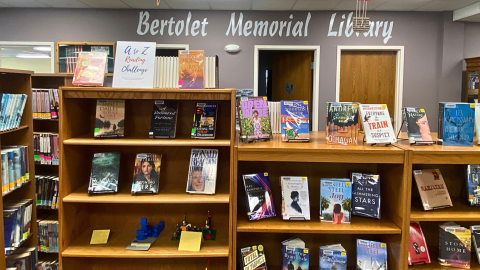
[3,210,17,255]
[0,94,11,131]
[438,103,475,146]
[351,173,381,219]
[282,237,309,270]
[319,244,347,270]
[281,100,309,142]
[320,178,352,223]
[356,239,388,270]
[466,165,480,206]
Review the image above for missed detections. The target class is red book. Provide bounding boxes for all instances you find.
[409,221,431,265]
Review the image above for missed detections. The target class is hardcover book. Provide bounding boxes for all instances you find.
[466,165,480,206]
[280,100,309,142]
[320,178,351,224]
[471,225,480,265]
[409,221,431,265]
[438,103,475,146]
[88,152,120,194]
[149,100,178,138]
[319,244,347,270]
[281,237,309,270]
[359,104,397,145]
[179,50,204,89]
[326,102,359,145]
[356,239,388,270]
[239,244,267,270]
[192,103,217,139]
[131,153,162,194]
[403,107,433,145]
[72,51,107,86]
[413,169,453,210]
[237,97,273,143]
[439,222,471,269]
[94,100,125,138]
[281,176,310,220]
[351,173,381,219]
[186,149,218,194]
[242,172,276,221]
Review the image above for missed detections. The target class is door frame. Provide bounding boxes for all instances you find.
[335,46,405,132]
[254,45,321,131]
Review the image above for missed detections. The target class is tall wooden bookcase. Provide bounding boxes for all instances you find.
[58,87,235,270]
[0,68,37,268]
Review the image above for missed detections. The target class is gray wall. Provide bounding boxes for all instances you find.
[0,8,475,131]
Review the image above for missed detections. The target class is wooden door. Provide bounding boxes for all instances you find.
[340,51,397,119]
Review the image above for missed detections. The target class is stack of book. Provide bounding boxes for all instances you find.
[35,174,59,210]
[0,93,28,131]
[1,146,30,194]
[3,199,33,255]
[154,56,179,89]
[37,215,59,253]
[33,132,59,165]
[32,89,59,120]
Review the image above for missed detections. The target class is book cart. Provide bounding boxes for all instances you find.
[0,68,37,269]
[58,87,235,270]
[396,133,480,270]
[233,132,410,270]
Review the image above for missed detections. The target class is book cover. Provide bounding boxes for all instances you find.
[319,244,347,270]
[94,100,125,138]
[356,239,388,270]
[409,221,431,265]
[320,178,351,224]
[359,104,397,145]
[88,152,120,194]
[282,237,309,270]
[326,102,359,145]
[131,153,162,194]
[476,104,480,145]
[351,173,381,219]
[281,176,310,220]
[471,225,480,265]
[179,50,204,89]
[439,103,475,146]
[72,51,107,86]
[403,107,433,144]
[237,97,273,143]
[280,100,309,142]
[186,149,218,194]
[149,100,178,139]
[239,244,267,270]
[192,103,217,139]
[413,169,453,210]
[466,165,480,206]
[439,222,471,268]
[242,172,276,221]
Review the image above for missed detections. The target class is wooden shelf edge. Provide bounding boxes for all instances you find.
[63,136,231,147]
[0,125,29,135]
[410,198,480,221]
[60,87,234,93]
[0,68,33,75]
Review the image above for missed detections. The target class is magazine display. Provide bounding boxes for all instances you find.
[186,149,218,194]
[237,97,272,143]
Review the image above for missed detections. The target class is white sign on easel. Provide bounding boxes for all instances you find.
[112,41,156,88]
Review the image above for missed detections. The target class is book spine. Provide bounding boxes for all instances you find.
[438,103,444,144]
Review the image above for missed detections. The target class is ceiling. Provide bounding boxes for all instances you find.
[0,0,478,11]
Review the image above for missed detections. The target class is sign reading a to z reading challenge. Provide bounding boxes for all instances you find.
[112,41,156,88]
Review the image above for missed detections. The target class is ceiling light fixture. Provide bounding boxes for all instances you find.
[353,0,371,33]
[16,54,50,59]
[33,46,51,52]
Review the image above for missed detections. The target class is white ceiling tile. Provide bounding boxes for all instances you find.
[38,0,88,8]
[0,0,49,7]
[164,0,211,9]
[333,0,389,11]
[120,0,170,9]
[79,0,130,8]
[252,0,296,10]
[292,0,338,11]
[374,0,433,11]
[415,0,479,11]
[209,0,252,10]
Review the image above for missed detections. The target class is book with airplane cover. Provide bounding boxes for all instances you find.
[94,100,125,138]
[239,244,268,270]
[281,237,309,270]
[72,51,107,86]
[351,173,381,219]
[439,222,471,269]
[319,244,347,270]
[356,239,388,270]
[149,100,178,138]
[242,172,276,221]
[320,178,351,224]
[466,164,480,206]
[178,50,204,89]
[131,153,162,194]
[88,152,120,194]
[326,102,359,145]
[438,103,475,146]
[237,96,272,143]
[471,225,480,265]
[408,221,431,265]
[413,169,452,211]
[192,103,217,139]
[280,100,309,142]
[186,149,218,194]
[281,176,310,220]
[403,107,434,145]
[359,104,397,145]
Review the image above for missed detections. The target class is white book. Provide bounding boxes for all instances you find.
[170,57,174,89]
[476,104,480,145]
[160,57,164,88]
[359,104,397,145]
[157,57,160,88]
[154,57,158,88]
[210,57,215,88]
[205,57,209,88]
[167,57,172,88]
[281,176,310,220]
[175,57,179,89]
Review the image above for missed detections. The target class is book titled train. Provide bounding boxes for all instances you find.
[281,176,310,220]
[438,103,475,146]
[413,169,452,211]
[359,104,396,145]
[356,239,388,270]
[403,107,434,145]
[239,244,268,270]
[466,165,480,206]
[281,237,309,270]
[351,173,381,219]
[131,153,162,194]
[320,178,351,224]
[409,221,431,265]
[149,100,178,138]
[186,149,218,195]
[237,97,272,143]
[242,172,276,221]
[319,244,347,270]
[439,222,471,269]
[280,101,309,142]
[94,100,125,138]
[88,152,120,194]
[192,103,217,139]
[326,102,359,145]
[179,50,204,89]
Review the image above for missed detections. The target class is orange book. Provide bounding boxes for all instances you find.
[72,51,107,86]
[178,50,204,89]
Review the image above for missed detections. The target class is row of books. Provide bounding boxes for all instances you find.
[37,254,59,270]
[88,149,218,195]
[243,173,380,222]
[33,132,59,165]
[1,145,30,194]
[154,56,179,89]
[35,174,59,210]
[3,199,33,255]
[267,101,281,134]
[239,238,387,270]
[32,89,59,119]
[0,93,28,132]
[6,246,38,270]
[37,216,59,253]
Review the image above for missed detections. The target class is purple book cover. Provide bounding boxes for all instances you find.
[242,172,276,221]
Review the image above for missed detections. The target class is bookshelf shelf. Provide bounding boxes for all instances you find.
[410,197,480,221]
[0,125,29,135]
[408,250,480,270]
[5,233,33,258]
[2,180,32,197]
[34,119,59,122]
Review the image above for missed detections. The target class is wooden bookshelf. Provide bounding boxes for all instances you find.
[58,87,235,270]
[0,69,37,269]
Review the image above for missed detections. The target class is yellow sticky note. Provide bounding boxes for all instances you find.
[90,230,110,244]
[178,231,203,251]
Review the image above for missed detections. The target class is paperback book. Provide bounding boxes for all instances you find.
[281,237,309,270]
[242,172,276,221]
[326,102,359,145]
[281,176,310,220]
[439,222,471,269]
[359,104,397,145]
[403,107,433,145]
[192,103,217,139]
[280,100,309,142]
[149,100,178,138]
[239,244,267,270]
[72,51,107,86]
[186,149,218,194]
[413,169,452,210]
[131,153,162,194]
[94,100,125,138]
[438,103,475,146]
[179,50,204,89]
[35,174,59,209]
[237,97,273,143]
[351,173,381,219]
[408,221,431,265]
[466,164,480,206]
[471,225,480,264]
[88,152,120,194]
[356,239,388,270]
[320,178,351,224]
[319,244,347,270]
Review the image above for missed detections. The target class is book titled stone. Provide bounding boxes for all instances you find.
[320,178,351,224]
[438,103,475,146]
[281,176,310,220]
[359,104,396,145]
[357,239,388,270]
[239,244,267,270]
[131,153,162,194]
[466,164,480,206]
[403,107,434,145]
[409,221,431,265]
[237,97,272,143]
[326,102,359,145]
[186,149,218,195]
[242,172,276,221]
[351,173,381,219]
[94,100,125,138]
[149,100,178,138]
[413,169,452,211]
[471,225,480,265]
[439,222,471,269]
[191,103,217,139]
[319,244,347,270]
[281,237,309,270]
[88,152,120,194]
[280,100,309,142]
